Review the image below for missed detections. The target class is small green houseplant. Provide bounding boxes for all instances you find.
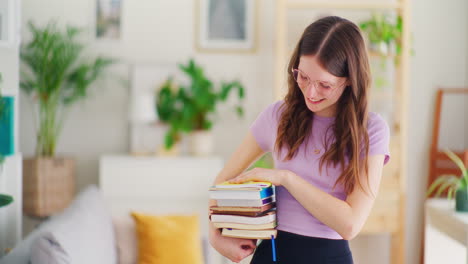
[0,73,13,208]
[156,59,245,153]
[427,149,468,212]
[359,13,403,56]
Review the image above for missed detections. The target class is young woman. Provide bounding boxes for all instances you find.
[209,16,390,264]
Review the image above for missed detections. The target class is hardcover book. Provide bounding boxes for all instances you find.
[210,211,276,225]
[216,196,275,207]
[221,228,278,239]
[213,221,277,230]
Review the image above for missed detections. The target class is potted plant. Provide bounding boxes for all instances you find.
[359,13,403,56]
[427,149,468,212]
[0,73,14,209]
[20,21,114,217]
[156,59,245,156]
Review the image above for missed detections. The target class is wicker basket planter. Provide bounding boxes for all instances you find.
[23,157,75,218]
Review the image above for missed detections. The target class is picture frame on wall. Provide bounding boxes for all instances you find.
[195,0,257,53]
[0,0,16,47]
[96,0,122,39]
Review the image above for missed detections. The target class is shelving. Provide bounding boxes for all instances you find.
[0,0,22,257]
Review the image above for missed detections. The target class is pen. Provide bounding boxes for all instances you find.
[271,235,277,262]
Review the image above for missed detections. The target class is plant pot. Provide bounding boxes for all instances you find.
[157,142,181,157]
[23,157,75,218]
[455,188,468,212]
[369,42,395,56]
[189,130,214,156]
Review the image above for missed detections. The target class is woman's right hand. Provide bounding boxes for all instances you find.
[209,224,257,263]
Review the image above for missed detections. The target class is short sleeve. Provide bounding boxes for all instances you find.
[367,112,391,165]
[249,101,283,152]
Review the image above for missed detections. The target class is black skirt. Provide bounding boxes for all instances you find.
[250,230,353,264]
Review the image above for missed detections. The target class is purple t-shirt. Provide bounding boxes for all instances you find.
[250,100,390,239]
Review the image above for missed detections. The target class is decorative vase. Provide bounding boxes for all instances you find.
[455,188,468,212]
[23,157,75,218]
[189,130,214,156]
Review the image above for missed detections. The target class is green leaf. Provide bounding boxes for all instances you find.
[444,149,467,179]
[426,175,459,197]
[0,194,13,208]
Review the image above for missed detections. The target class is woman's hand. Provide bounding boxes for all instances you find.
[228,167,292,186]
[209,224,257,263]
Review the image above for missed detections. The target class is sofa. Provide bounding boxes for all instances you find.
[0,185,215,264]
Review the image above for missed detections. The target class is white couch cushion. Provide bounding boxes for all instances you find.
[30,233,69,264]
[29,185,117,264]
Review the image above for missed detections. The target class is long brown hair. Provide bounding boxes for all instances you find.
[275,16,371,195]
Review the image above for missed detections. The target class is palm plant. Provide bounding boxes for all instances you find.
[20,21,114,156]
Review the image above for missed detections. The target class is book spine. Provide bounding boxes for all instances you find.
[0,97,14,156]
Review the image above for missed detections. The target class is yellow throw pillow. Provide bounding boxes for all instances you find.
[131,212,203,264]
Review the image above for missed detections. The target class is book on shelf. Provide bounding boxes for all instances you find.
[213,221,277,230]
[222,228,277,239]
[210,211,276,225]
[216,196,275,207]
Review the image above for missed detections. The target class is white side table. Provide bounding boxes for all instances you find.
[425,198,468,264]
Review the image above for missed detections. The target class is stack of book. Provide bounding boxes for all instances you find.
[209,181,277,239]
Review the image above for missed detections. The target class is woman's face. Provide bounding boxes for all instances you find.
[296,55,348,117]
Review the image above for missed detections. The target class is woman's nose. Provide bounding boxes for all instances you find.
[307,82,319,98]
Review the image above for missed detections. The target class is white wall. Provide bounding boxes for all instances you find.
[18,0,468,264]
[409,0,468,263]
[20,0,275,190]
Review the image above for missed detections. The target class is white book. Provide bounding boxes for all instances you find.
[213,221,277,230]
[210,211,276,225]
[209,186,273,200]
[216,196,275,207]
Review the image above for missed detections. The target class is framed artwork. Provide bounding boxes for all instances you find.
[0,0,16,47]
[196,0,257,53]
[96,0,122,39]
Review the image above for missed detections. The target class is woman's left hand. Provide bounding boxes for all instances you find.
[229,168,292,186]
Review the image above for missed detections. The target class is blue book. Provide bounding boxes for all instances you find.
[209,186,274,200]
[0,96,14,156]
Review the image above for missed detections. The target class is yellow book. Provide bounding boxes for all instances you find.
[211,181,272,190]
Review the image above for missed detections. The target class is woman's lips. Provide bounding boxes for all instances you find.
[308,98,325,104]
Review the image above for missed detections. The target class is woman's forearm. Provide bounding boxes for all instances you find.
[282,171,357,240]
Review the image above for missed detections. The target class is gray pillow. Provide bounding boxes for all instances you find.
[30,185,117,264]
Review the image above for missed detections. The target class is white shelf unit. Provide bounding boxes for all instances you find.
[0,154,22,256]
[0,0,22,257]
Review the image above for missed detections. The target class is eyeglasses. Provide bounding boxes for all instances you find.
[291,68,344,95]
